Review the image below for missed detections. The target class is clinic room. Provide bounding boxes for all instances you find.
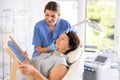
[0,0,120,80]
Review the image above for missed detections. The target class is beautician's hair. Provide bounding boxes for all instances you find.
[44,1,61,14]
[66,32,80,54]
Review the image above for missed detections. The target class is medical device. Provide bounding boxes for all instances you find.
[83,49,120,80]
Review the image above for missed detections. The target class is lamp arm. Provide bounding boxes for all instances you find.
[72,19,102,31]
[72,20,87,27]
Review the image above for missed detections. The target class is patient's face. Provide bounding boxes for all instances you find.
[55,33,70,53]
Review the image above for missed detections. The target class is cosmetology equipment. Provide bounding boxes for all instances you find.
[83,49,120,80]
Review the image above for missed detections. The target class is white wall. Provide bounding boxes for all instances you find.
[78,0,86,50]
[114,0,120,57]
[0,0,49,58]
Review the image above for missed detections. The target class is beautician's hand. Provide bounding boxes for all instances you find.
[50,40,57,52]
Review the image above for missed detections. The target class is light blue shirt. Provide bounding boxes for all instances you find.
[32,53,68,78]
[32,19,71,57]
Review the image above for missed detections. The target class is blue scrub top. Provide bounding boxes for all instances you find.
[32,19,71,57]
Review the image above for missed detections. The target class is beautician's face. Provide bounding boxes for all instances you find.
[44,9,60,26]
[56,33,70,53]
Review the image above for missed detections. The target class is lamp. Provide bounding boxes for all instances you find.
[73,19,102,52]
[72,19,102,31]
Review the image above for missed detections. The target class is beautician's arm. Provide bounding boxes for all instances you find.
[36,46,50,54]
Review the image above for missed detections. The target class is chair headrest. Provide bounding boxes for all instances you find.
[66,47,83,64]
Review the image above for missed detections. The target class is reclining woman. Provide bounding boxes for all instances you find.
[19,28,80,80]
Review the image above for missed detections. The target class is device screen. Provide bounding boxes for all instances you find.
[95,55,107,64]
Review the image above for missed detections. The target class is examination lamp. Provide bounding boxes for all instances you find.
[73,19,102,31]
[72,19,102,52]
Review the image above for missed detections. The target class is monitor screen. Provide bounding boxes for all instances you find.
[95,55,107,63]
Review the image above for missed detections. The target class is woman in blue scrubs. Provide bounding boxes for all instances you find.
[32,1,71,57]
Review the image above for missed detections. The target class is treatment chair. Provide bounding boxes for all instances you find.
[3,35,85,80]
[62,47,85,80]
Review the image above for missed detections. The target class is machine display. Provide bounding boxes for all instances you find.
[94,55,108,65]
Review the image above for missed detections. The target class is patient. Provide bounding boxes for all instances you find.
[19,28,80,80]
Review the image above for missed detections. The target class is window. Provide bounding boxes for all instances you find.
[86,0,115,52]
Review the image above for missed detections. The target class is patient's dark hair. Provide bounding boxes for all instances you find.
[65,32,80,54]
[44,1,61,14]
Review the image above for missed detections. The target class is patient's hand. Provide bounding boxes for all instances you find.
[21,51,28,58]
[21,51,29,63]
[19,63,35,76]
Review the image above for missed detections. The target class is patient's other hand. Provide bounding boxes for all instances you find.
[21,51,29,63]
[21,51,28,58]
[19,63,35,76]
